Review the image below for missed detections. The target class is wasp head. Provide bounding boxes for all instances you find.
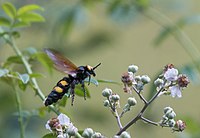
[86,63,101,76]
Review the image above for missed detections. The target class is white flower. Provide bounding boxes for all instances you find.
[164,68,178,81]
[45,120,52,132]
[57,113,71,126]
[169,86,182,98]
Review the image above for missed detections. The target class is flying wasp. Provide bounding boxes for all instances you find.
[44,48,101,106]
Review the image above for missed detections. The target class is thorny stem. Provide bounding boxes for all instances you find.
[116,81,166,135]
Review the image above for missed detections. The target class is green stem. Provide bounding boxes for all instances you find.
[14,86,25,138]
[8,36,60,115]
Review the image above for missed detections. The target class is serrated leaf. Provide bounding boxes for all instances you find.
[17,4,44,16]
[2,2,16,19]
[34,52,53,74]
[0,69,9,77]
[18,73,30,84]
[42,133,56,138]
[75,85,90,98]
[0,17,10,26]
[18,12,45,23]
[84,77,99,86]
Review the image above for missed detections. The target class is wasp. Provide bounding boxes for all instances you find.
[44,48,101,106]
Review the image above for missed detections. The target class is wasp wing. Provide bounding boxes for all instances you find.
[44,48,78,76]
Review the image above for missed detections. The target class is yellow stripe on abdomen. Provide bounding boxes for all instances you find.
[53,86,63,93]
[59,80,68,86]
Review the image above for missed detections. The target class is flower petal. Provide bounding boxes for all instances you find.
[57,113,70,126]
[170,86,182,98]
[164,68,178,81]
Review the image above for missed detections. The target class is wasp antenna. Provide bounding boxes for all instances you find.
[93,63,101,70]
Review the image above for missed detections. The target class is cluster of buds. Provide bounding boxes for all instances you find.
[114,131,131,138]
[156,64,190,98]
[45,113,78,138]
[82,128,103,138]
[102,88,120,109]
[121,64,151,93]
[160,107,186,132]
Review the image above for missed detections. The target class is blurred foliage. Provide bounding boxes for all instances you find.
[0,0,200,138]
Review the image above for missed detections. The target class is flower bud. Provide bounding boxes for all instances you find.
[102,88,112,97]
[67,127,77,136]
[168,119,176,127]
[163,107,173,114]
[141,75,151,84]
[103,100,110,107]
[166,111,176,119]
[175,120,186,132]
[135,75,141,82]
[111,94,120,102]
[120,131,131,138]
[128,64,138,73]
[82,128,94,138]
[91,132,102,138]
[123,104,131,112]
[127,97,137,106]
[154,78,164,87]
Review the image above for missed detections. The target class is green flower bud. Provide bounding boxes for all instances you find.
[163,107,173,114]
[135,75,141,82]
[67,126,78,136]
[168,119,176,127]
[103,100,110,107]
[91,132,102,138]
[127,97,137,106]
[111,94,120,102]
[120,131,131,138]
[166,111,176,119]
[82,128,94,138]
[102,88,112,97]
[128,64,138,73]
[141,75,151,84]
[154,78,164,86]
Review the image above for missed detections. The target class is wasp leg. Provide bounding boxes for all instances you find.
[70,81,76,106]
[81,80,86,100]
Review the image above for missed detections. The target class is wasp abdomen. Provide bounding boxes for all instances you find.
[44,77,71,106]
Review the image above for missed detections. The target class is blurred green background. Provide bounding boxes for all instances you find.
[0,0,200,138]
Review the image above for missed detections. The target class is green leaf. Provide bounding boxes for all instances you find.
[58,96,68,107]
[18,80,28,91]
[2,2,16,19]
[18,73,30,84]
[74,85,90,98]
[33,52,53,74]
[0,17,10,26]
[6,55,23,64]
[0,69,9,77]
[153,26,174,46]
[84,77,99,86]
[12,21,30,28]
[17,4,44,16]
[29,73,44,78]
[97,79,121,85]
[18,12,45,23]
[12,31,20,38]
[42,133,56,138]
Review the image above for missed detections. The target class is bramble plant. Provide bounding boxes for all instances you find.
[44,64,189,138]
[0,1,194,138]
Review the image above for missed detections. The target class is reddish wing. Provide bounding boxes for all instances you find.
[44,48,78,76]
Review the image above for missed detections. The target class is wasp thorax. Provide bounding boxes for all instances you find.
[86,65,93,71]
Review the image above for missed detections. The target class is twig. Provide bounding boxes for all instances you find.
[141,116,159,126]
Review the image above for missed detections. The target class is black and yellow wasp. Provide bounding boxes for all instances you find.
[44,48,101,106]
